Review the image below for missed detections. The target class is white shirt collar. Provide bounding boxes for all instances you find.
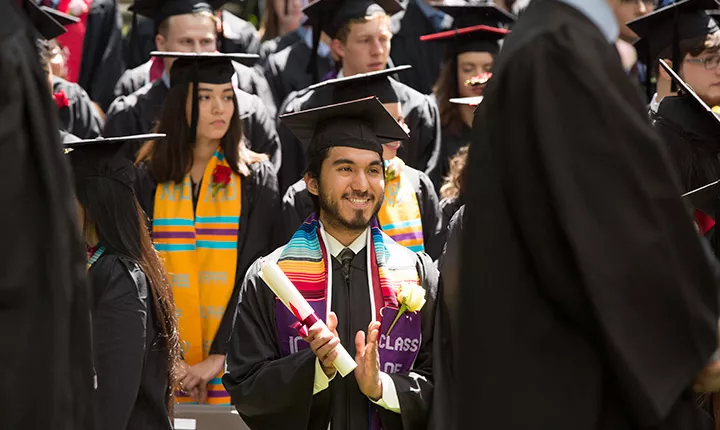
[320,221,368,258]
[337,69,345,79]
[650,92,661,113]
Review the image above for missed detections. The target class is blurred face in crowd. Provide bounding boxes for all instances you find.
[186,82,235,141]
[156,13,217,69]
[274,0,305,34]
[331,15,393,77]
[381,102,408,161]
[456,51,494,98]
[612,0,656,42]
[678,49,720,106]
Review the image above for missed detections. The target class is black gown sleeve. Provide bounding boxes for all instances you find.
[210,161,281,355]
[280,180,314,243]
[416,170,444,260]
[377,252,439,430]
[234,63,277,120]
[91,257,147,430]
[57,79,104,139]
[103,95,143,138]
[223,259,333,430]
[405,93,443,186]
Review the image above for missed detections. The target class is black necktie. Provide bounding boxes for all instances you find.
[338,248,354,282]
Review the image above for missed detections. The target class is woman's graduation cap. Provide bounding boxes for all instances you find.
[25,0,77,41]
[420,24,510,55]
[150,51,258,143]
[627,0,720,96]
[428,0,516,28]
[307,65,412,103]
[279,96,410,158]
[64,134,166,188]
[302,0,404,83]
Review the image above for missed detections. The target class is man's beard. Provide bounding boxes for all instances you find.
[318,183,383,233]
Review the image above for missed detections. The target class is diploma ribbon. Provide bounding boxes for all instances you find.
[290,303,320,338]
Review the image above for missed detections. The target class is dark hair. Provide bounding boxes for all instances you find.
[136,82,262,182]
[259,0,281,42]
[434,53,465,136]
[656,32,720,72]
[76,175,182,410]
[35,39,52,74]
[440,145,469,200]
[305,148,332,213]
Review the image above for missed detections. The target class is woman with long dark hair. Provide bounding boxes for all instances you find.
[258,0,305,59]
[135,52,279,406]
[66,135,182,430]
[423,4,514,179]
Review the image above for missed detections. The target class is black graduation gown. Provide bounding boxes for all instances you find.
[53,76,104,139]
[438,196,462,232]
[135,160,280,355]
[89,253,172,430]
[653,93,720,194]
[428,205,463,430]
[219,9,261,56]
[223,244,438,430]
[389,0,447,95]
[104,80,282,172]
[261,38,334,109]
[459,1,720,429]
[258,30,303,61]
[123,15,157,71]
[113,61,152,99]
[77,0,125,112]
[280,172,445,259]
[277,78,442,192]
[0,3,93,428]
[439,122,472,182]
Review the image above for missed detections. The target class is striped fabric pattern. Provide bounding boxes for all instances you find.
[378,157,425,253]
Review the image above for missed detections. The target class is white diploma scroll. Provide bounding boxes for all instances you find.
[259,260,358,377]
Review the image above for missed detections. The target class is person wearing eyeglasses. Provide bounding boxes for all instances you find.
[627,0,720,195]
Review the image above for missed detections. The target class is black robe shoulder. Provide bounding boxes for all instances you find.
[89,253,172,430]
[113,61,151,99]
[389,0,448,94]
[653,93,720,193]
[261,38,334,109]
[53,76,104,139]
[459,1,719,429]
[224,242,438,430]
[438,122,472,182]
[135,160,280,354]
[77,0,125,111]
[258,30,303,61]
[219,9,261,55]
[279,167,444,259]
[104,81,281,171]
[0,3,93,427]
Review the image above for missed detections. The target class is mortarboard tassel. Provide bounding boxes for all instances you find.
[190,61,200,143]
[646,40,653,101]
[129,10,138,67]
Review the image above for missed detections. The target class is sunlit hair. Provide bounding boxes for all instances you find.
[440,145,469,200]
[157,10,219,38]
[334,13,391,44]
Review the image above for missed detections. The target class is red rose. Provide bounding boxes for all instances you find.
[211,165,233,196]
[54,90,70,108]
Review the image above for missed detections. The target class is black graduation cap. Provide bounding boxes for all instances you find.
[307,65,411,103]
[420,24,510,55]
[429,1,516,28]
[627,0,720,95]
[25,0,67,41]
[65,134,165,188]
[302,0,404,82]
[40,6,80,26]
[150,51,258,141]
[279,96,409,158]
[659,59,720,128]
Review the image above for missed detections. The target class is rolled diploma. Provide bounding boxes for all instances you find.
[259,260,358,377]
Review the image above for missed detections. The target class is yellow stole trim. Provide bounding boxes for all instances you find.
[152,150,240,405]
[378,157,424,253]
